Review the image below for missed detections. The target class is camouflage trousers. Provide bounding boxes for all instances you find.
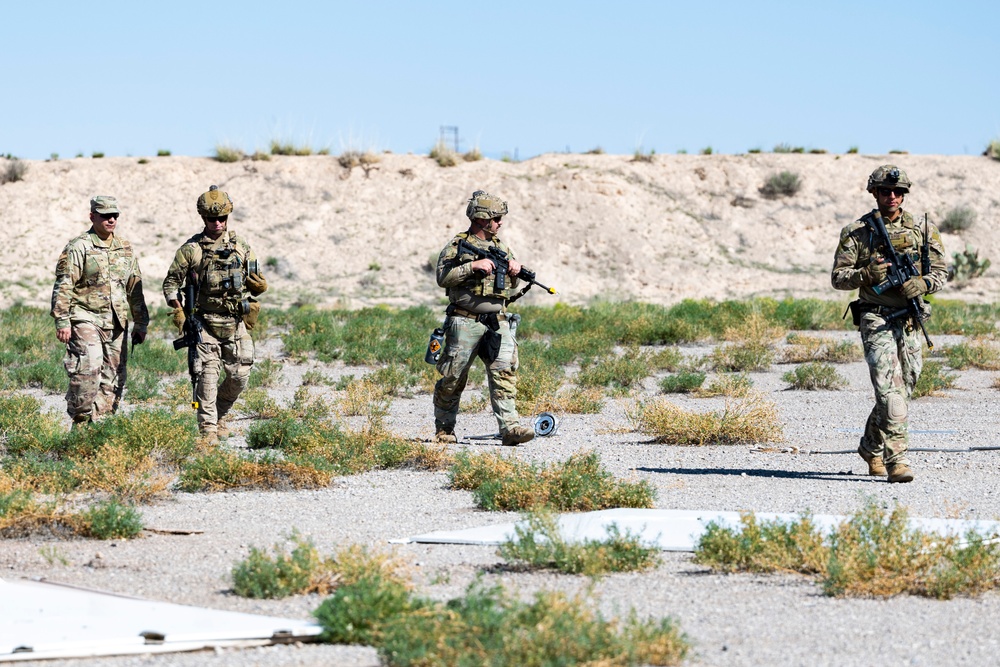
[63,322,128,422]
[859,312,923,466]
[193,314,255,433]
[433,314,520,434]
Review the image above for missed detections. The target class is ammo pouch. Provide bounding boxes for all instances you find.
[200,312,238,340]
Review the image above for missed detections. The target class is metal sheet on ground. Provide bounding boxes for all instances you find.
[0,578,323,662]
[394,508,1000,551]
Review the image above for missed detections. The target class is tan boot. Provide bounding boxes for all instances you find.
[887,462,914,483]
[501,425,535,447]
[434,429,457,444]
[857,446,887,476]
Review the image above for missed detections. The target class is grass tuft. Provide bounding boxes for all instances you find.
[782,362,847,390]
[630,393,783,445]
[759,171,802,198]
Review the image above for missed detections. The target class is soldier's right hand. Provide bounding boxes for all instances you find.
[860,256,890,286]
[471,258,495,275]
[171,306,186,332]
[56,327,72,344]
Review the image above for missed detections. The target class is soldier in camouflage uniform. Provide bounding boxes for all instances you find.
[433,191,535,447]
[51,196,149,425]
[832,166,947,483]
[162,186,267,440]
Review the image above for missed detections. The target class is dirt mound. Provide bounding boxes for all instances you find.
[3,153,997,311]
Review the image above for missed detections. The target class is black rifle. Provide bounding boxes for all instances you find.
[172,268,203,409]
[866,211,933,349]
[456,239,556,296]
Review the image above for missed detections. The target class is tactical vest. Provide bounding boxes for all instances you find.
[864,212,922,268]
[190,232,249,316]
[451,232,514,300]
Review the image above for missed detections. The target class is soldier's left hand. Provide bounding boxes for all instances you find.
[131,329,147,346]
[246,272,268,296]
[902,277,929,299]
[507,259,523,276]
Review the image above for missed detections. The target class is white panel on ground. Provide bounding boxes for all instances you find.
[394,508,1000,551]
[0,579,323,662]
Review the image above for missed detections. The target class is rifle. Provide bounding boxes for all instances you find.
[172,268,203,409]
[456,239,557,298]
[866,211,934,350]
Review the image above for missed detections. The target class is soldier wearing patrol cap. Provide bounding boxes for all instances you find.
[162,186,267,441]
[832,165,947,483]
[51,195,149,425]
[433,190,535,447]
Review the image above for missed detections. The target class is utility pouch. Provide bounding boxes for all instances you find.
[845,299,863,328]
[477,328,502,366]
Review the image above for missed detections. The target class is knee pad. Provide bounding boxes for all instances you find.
[887,394,907,422]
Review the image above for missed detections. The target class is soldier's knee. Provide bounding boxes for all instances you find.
[886,394,907,422]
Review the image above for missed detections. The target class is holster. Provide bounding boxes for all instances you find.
[478,328,502,365]
[844,299,863,328]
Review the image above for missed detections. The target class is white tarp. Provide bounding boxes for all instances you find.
[0,578,323,662]
[394,508,1000,551]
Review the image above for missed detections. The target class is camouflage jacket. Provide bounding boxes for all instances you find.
[831,209,947,309]
[437,232,520,314]
[162,230,259,316]
[50,230,149,332]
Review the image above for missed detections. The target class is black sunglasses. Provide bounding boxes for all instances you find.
[205,215,229,223]
[97,212,119,220]
[877,187,906,197]
[491,216,503,223]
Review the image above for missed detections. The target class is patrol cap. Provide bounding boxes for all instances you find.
[90,195,120,214]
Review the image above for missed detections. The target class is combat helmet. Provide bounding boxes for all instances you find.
[197,185,234,217]
[466,190,508,220]
[866,165,911,194]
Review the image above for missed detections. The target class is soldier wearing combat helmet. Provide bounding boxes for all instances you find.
[832,165,947,483]
[162,186,267,441]
[51,195,149,425]
[433,191,536,446]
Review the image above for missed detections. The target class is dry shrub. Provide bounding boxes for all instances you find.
[722,311,785,344]
[693,373,754,398]
[429,141,459,167]
[630,392,783,445]
[781,333,861,363]
[339,378,392,417]
[70,443,173,503]
[0,491,73,538]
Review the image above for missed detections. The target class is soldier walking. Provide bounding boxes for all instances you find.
[832,166,947,483]
[162,186,267,441]
[51,195,149,426]
[433,191,535,446]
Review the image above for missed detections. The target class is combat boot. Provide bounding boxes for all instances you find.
[887,462,914,484]
[501,425,535,447]
[434,429,458,444]
[857,446,887,476]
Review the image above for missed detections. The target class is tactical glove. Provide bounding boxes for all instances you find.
[171,306,186,332]
[859,256,889,286]
[902,276,930,299]
[246,272,268,296]
[243,301,261,331]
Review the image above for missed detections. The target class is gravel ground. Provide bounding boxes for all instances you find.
[6,331,1000,666]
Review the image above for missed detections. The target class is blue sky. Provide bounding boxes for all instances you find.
[4,1,998,160]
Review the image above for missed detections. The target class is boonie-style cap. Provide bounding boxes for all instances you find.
[90,195,120,214]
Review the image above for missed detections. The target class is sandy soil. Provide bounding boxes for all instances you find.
[2,152,998,311]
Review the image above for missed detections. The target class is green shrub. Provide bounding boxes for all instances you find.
[782,362,847,390]
[759,171,802,198]
[943,340,1000,370]
[576,347,653,392]
[157,149,171,157]
[1,159,28,184]
[659,371,706,393]
[949,244,991,285]
[709,342,773,372]
[986,139,1000,160]
[270,140,313,156]
[314,577,689,666]
[847,146,859,154]
[449,450,655,512]
[499,510,660,576]
[940,206,977,233]
[912,360,958,398]
[91,152,104,158]
[232,532,332,598]
[693,511,826,574]
[80,499,143,539]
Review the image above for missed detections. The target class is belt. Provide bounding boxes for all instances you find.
[858,302,911,321]
[448,305,506,321]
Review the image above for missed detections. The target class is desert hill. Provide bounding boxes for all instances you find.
[2,152,998,313]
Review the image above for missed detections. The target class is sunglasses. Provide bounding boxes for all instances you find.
[205,215,229,223]
[877,187,906,197]
[491,216,503,223]
[97,212,119,220]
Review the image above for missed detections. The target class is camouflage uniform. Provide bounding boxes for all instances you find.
[51,208,149,423]
[162,229,260,434]
[434,191,533,445]
[832,194,947,471]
